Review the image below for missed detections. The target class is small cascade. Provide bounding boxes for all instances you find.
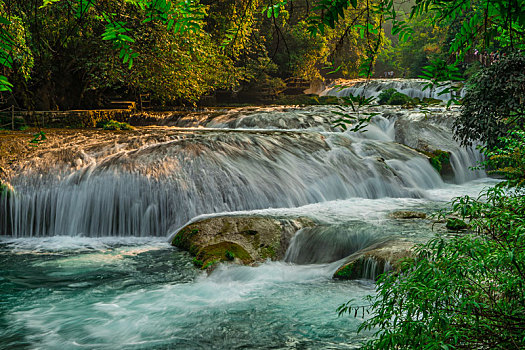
[282,223,398,280]
[361,258,393,280]
[449,145,486,183]
[319,79,462,101]
[284,224,385,264]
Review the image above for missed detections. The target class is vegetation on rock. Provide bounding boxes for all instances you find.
[98,120,134,131]
[445,218,468,231]
[171,215,316,269]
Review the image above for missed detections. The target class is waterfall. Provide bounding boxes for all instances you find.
[1,105,485,238]
[319,79,463,101]
[1,131,442,237]
[284,224,385,264]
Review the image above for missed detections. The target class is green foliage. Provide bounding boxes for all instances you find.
[376,12,446,78]
[333,264,354,279]
[419,59,463,106]
[446,218,468,231]
[29,131,47,147]
[192,257,203,268]
[377,88,396,104]
[482,130,525,187]
[99,120,134,131]
[377,89,414,105]
[387,92,412,105]
[344,187,525,349]
[225,250,235,261]
[424,149,450,173]
[0,181,11,198]
[408,0,525,96]
[455,52,525,148]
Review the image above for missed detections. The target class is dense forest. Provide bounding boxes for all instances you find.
[1,0,520,109]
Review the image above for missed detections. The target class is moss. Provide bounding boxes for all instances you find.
[334,264,356,280]
[98,120,134,130]
[192,258,203,268]
[202,259,220,269]
[171,227,199,250]
[420,149,451,174]
[225,250,235,261]
[260,245,276,259]
[388,92,414,105]
[196,241,252,269]
[0,181,14,198]
[446,218,468,231]
[378,89,415,105]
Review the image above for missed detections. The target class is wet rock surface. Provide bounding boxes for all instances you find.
[333,239,415,280]
[171,215,317,269]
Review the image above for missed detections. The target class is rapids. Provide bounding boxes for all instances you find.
[0,103,493,348]
[319,79,464,101]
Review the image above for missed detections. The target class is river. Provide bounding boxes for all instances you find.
[0,102,495,349]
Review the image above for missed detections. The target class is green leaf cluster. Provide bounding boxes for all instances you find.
[455,52,525,148]
[348,186,525,349]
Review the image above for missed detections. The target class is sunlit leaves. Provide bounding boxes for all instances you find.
[263,1,288,19]
[29,131,47,147]
[306,0,353,36]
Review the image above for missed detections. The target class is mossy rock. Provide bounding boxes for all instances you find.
[446,218,468,231]
[419,149,452,177]
[333,240,414,280]
[334,257,388,281]
[171,215,317,270]
[378,89,415,105]
[195,242,252,269]
[388,92,414,105]
[390,210,426,219]
[97,120,134,130]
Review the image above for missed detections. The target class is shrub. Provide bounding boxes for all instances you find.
[341,187,525,349]
[445,217,468,230]
[377,88,397,104]
[481,129,525,188]
[377,88,414,105]
[98,120,134,130]
[388,92,413,105]
[455,52,525,148]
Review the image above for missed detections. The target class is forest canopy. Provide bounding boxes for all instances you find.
[0,0,523,108]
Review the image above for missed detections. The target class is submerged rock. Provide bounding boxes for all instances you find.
[390,210,427,219]
[171,215,317,269]
[446,218,468,231]
[333,240,414,280]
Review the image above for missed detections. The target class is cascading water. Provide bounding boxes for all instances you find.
[0,103,493,349]
[2,128,447,237]
[319,79,464,101]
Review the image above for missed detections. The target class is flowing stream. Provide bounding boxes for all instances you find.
[0,102,494,349]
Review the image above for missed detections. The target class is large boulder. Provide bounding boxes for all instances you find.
[171,215,317,269]
[333,240,414,280]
